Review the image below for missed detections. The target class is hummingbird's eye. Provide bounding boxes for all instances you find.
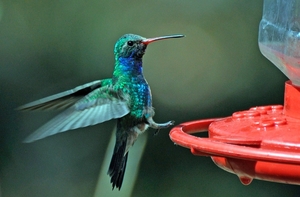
[127,41,134,46]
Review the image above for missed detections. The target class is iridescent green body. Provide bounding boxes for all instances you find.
[113,58,153,119]
[19,33,184,190]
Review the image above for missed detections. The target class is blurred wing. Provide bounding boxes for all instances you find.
[23,86,130,143]
[18,80,106,111]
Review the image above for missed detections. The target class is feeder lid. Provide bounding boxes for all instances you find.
[209,105,300,152]
[170,82,300,165]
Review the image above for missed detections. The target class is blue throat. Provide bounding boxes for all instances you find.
[114,57,143,78]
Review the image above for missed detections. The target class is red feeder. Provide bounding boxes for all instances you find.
[170,81,300,185]
[170,0,300,185]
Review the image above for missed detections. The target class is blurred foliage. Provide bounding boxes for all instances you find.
[1,0,297,197]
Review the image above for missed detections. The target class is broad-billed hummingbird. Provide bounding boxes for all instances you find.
[19,33,184,190]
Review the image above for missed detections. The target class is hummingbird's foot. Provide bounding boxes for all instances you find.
[147,117,175,130]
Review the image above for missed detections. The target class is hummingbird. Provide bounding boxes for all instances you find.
[19,33,184,190]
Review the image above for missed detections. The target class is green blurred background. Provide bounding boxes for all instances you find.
[1,0,299,196]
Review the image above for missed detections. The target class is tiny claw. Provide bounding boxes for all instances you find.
[154,129,160,136]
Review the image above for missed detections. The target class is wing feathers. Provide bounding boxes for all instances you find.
[18,80,103,111]
[22,80,131,143]
[23,101,130,143]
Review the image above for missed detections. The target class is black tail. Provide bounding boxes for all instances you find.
[107,133,128,190]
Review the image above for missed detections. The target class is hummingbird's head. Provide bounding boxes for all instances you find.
[114,33,185,60]
[114,34,147,60]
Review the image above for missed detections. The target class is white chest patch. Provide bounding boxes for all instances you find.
[133,123,149,134]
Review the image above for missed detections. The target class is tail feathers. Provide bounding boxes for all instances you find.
[108,138,128,190]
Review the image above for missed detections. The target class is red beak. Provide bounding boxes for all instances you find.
[142,34,184,45]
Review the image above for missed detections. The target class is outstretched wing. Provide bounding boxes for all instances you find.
[22,83,131,143]
[18,80,106,111]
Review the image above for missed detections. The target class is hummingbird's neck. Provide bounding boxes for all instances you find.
[113,57,144,78]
